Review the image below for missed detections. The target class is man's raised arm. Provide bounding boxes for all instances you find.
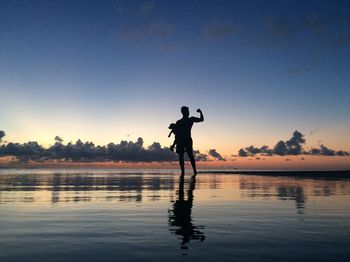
[192,109,204,123]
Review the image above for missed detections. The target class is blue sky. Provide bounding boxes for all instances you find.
[1,0,350,156]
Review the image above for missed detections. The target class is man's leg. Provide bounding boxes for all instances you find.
[178,152,185,176]
[187,150,197,176]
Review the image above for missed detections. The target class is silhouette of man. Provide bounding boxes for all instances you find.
[175,106,204,176]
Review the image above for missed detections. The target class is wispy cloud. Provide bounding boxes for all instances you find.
[202,19,235,40]
[309,129,319,136]
[301,16,329,35]
[263,16,296,47]
[121,19,173,39]
[114,0,178,51]
[148,19,172,37]
[120,18,174,50]
[139,1,154,15]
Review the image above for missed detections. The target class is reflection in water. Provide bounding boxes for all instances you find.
[1,171,350,210]
[277,185,306,214]
[239,177,307,214]
[168,176,205,249]
[238,176,350,214]
[0,173,175,204]
[1,171,350,261]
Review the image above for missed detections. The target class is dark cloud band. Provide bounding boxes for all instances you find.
[0,131,214,163]
[238,130,349,157]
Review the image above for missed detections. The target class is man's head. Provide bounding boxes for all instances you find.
[181,106,189,117]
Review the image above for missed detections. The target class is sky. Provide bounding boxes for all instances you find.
[1,0,350,167]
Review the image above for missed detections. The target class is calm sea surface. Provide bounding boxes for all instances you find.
[1,169,350,261]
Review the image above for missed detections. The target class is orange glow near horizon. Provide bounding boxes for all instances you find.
[1,155,349,170]
[3,106,350,157]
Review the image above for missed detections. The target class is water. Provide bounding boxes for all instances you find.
[1,169,350,261]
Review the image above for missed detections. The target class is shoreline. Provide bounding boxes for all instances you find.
[0,166,349,178]
[198,170,350,178]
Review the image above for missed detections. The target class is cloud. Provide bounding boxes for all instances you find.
[265,131,305,156]
[106,138,176,162]
[273,141,287,155]
[1,141,45,162]
[264,16,295,41]
[0,130,5,142]
[120,19,173,48]
[237,130,349,157]
[335,150,350,156]
[193,150,209,161]
[301,16,328,35]
[309,129,319,136]
[320,145,335,156]
[0,133,211,163]
[285,130,305,155]
[121,26,145,40]
[261,14,350,50]
[337,32,350,46]
[112,1,127,14]
[310,145,350,156]
[203,19,235,40]
[148,19,172,38]
[287,68,301,76]
[208,149,225,161]
[245,145,273,156]
[139,1,154,15]
[54,136,64,143]
[244,145,261,155]
[238,148,248,157]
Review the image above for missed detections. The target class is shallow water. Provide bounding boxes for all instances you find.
[1,170,350,261]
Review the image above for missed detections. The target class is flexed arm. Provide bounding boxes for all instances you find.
[197,109,204,121]
[192,109,204,123]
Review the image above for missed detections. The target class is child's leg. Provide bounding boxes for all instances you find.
[170,141,176,151]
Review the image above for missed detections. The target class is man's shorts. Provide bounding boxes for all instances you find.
[176,138,193,154]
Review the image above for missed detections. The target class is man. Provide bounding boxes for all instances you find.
[175,106,204,176]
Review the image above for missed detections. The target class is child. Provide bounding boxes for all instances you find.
[168,123,178,152]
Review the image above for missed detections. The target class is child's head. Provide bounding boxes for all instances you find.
[168,123,176,130]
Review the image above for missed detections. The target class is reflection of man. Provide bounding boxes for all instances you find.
[168,175,205,249]
[175,107,204,176]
